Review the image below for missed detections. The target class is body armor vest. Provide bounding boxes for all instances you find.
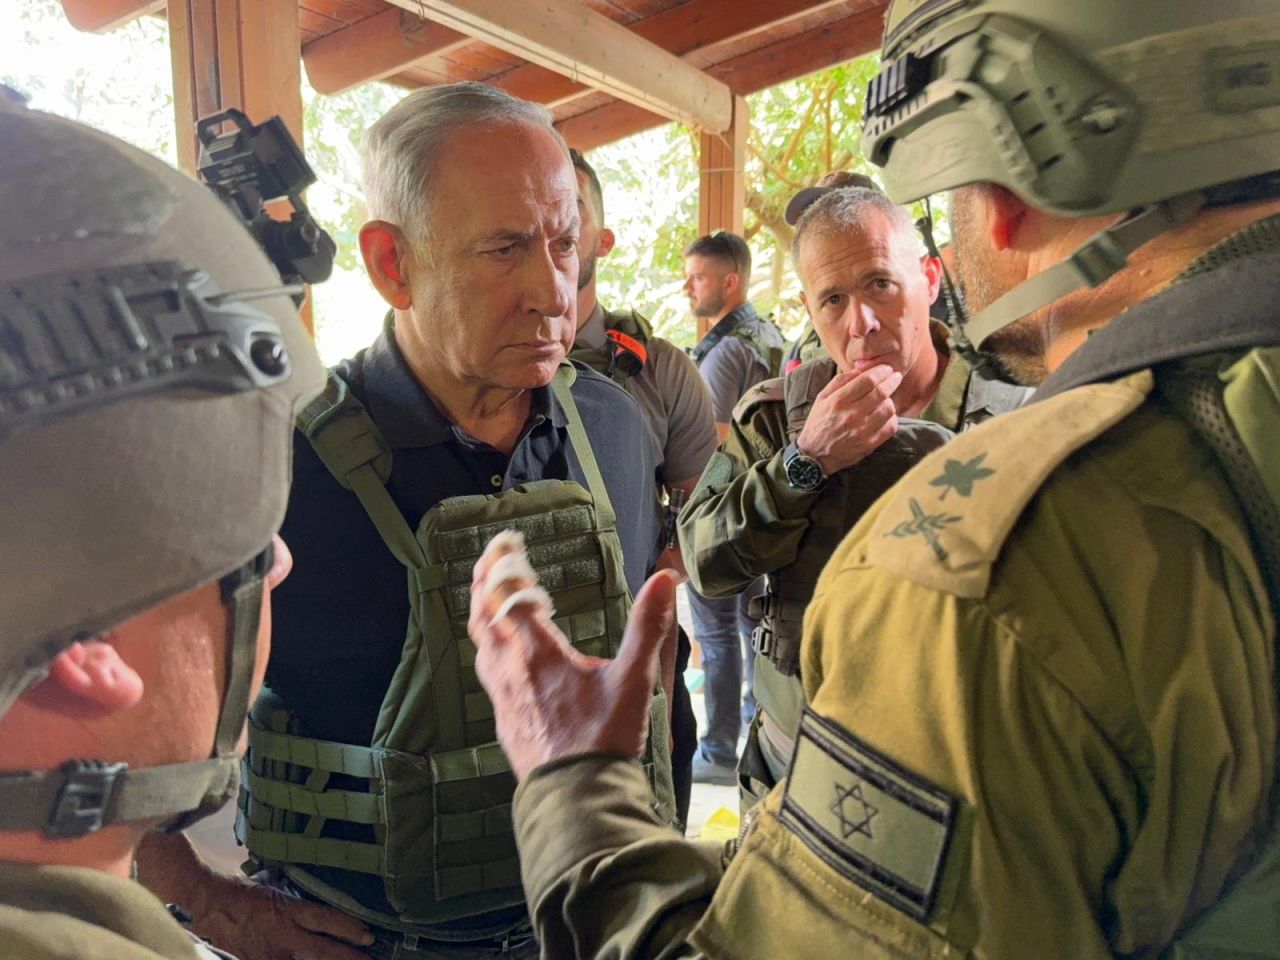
[570,307,651,384]
[750,357,1023,679]
[235,364,675,935]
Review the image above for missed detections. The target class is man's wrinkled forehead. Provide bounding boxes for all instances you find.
[798,229,894,287]
[432,122,578,236]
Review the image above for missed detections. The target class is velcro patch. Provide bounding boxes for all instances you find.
[779,710,959,923]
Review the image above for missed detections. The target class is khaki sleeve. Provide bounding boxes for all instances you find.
[772,412,1276,959]
[514,755,721,960]
[794,569,1130,959]
[677,403,821,598]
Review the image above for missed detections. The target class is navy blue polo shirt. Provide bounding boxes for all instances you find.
[268,320,662,746]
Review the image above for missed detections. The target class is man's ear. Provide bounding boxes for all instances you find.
[922,255,943,304]
[724,270,741,297]
[596,227,616,258]
[799,289,813,319]
[986,185,1028,252]
[45,639,143,712]
[359,220,414,310]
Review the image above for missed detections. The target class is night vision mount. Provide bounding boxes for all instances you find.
[197,108,336,303]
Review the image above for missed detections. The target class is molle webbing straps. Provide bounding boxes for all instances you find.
[242,365,671,929]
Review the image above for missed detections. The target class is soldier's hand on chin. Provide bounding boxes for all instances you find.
[796,363,903,475]
[469,531,677,780]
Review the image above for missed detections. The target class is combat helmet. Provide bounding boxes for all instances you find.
[862,0,1280,371]
[0,103,324,836]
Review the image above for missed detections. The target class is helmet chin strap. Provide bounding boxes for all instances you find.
[160,546,269,832]
[920,192,1207,384]
[0,548,268,838]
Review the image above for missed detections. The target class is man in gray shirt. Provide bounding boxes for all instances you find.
[682,232,787,784]
[569,149,717,825]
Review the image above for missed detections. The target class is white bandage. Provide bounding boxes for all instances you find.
[481,531,554,627]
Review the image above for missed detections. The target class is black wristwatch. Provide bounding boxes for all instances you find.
[783,441,825,491]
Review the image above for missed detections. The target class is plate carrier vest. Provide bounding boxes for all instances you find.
[751,357,1027,678]
[235,363,675,933]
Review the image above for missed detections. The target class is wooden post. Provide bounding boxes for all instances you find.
[696,95,749,339]
[167,0,312,334]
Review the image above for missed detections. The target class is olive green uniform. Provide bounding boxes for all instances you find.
[682,321,970,602]
[0,863,214,960]
[681,323,1023,797]
[507,239,1280,958]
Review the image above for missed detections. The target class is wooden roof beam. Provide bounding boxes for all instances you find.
[383,0,734,133]
[60,0,163,33]
[558,3,886,151]
[496,0,852,108]
[304,9,471,95]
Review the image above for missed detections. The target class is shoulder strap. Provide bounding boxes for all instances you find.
[549,364,617,530]
[1157,357,1280,622]
[297,372,425,570]
[604,306,653,344]
[691,311,743,367]
[783,358,837,442]
[731,376,785,427]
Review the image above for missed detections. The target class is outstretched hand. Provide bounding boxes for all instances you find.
[468,531,678,780]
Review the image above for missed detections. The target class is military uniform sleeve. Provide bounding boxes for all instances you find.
[687,399,1276,959]
[650,340,717,484]
[514,755,722,960]
[678,394,821,598]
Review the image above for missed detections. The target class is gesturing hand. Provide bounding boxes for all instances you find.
[796,363,904,475]
[468,531,678,780]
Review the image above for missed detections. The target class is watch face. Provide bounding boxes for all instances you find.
[786,452,824,490]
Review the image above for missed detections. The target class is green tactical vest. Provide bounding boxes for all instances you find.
[235,363,675,935]
[742,358,1026,812]
[750,358,960,679]
[569,307,652,384]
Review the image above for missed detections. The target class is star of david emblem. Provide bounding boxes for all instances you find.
[830,779,878,840]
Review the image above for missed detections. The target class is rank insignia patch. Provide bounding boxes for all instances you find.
[780,710,960,922]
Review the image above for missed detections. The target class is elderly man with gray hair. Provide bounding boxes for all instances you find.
[134,81,672,960]
[679,186,1028,811]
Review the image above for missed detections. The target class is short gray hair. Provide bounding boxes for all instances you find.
[363,82,562,250]
[791,187,923,270]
